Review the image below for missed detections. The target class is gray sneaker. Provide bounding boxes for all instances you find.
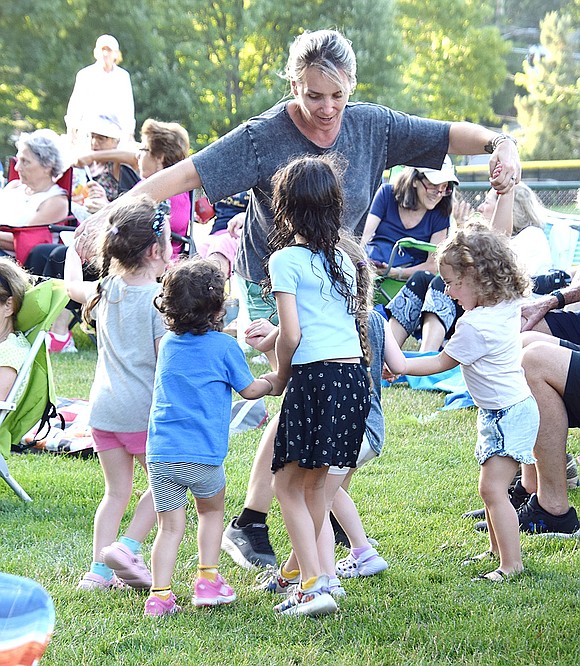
[221,518,277,569]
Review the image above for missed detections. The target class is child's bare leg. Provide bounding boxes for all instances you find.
[520,463,537,494]
[150,506,186,589]
[274,462,327,581]
[93,448,136,560]
[317,471,348,576]
[121,453,156,544]
[195,487,226,566]
[479,456,523,575]
[331,469,369,549]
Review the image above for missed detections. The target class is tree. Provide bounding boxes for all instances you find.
[514,10,580,159]
[0,0,404,158]
[395,0,510,123]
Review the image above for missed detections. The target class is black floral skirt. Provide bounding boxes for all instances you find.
[272,361,370,472]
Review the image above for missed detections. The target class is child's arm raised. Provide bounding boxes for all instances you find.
[63,245,97,305]
[403,350,459,377]
[489,188,515,237]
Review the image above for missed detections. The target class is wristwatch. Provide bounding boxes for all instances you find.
[551,289,565,309]
[484,133,517,155]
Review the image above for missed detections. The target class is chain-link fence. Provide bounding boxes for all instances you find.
[458,181,580,214]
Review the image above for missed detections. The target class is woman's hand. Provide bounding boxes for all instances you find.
[245,318,278,352]
[74,203,113,262]
[489,140,520,194]
[452,198,472,227]
[228,212,245,238]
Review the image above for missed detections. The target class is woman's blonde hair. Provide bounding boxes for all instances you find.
[284,29,357,95]
[437,222,530,306]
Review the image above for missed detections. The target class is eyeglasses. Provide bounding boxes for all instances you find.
[138,146,151,154]
[418,177,453,197]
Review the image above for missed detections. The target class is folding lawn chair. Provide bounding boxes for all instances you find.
[0,158,77,266]
[374,237,438,305]
[0,278,69,502]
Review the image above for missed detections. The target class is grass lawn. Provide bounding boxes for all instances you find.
[1,345,579,666]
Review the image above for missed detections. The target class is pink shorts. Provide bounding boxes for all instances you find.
[91,428,147,455]
[197,229,239,271]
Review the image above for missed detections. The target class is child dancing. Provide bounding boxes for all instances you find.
[264,155,371,616]
[143,258,274,616]
[248,236,404,596]
[403,190,539,581]
[65,194,171,590]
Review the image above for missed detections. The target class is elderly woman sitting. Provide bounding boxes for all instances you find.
[0,129,68,256]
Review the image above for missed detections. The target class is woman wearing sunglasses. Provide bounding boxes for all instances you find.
[360,156,459,351]
[361,156,457,277]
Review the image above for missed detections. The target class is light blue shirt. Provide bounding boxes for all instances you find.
[269,246,362,364]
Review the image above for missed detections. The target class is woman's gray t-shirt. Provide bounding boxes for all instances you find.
[192,101,450,283]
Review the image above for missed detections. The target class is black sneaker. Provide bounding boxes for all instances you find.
[221,518,277,570]
[330,511,350,548]
[471,480,531,528]
[517,494,580,537]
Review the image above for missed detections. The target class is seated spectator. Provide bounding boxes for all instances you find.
[0,257,34,402]
[388,181,555,351]
[27,119,190,352]
[360,156,457,277]
[518,336,580,536]
[0,130,68,255]
[73,118,190,258]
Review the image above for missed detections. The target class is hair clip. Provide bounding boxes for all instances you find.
[208,285,214,291]
[152,202,169,237]
[109,225,119,235]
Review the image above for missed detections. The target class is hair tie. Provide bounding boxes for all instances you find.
[109,225,119,235]
[356,260,368,268]
[152,201,169,237]
[208,285,214,291]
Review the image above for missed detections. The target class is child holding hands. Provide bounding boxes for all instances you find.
[263,155,371,616]
[403,189,539,581]
[65,194,171,591]
[144,258,275,616]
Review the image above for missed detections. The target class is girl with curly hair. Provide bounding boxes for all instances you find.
[403,188,539,583]
[143,258,274,616]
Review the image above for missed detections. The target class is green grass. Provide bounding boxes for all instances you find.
[2,347,579,665]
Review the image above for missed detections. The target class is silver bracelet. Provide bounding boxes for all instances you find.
[484,133,517,155]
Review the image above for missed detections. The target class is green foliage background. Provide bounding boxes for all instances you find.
[0,0,577,162]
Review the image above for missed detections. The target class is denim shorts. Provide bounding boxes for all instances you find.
[475,395,538,466]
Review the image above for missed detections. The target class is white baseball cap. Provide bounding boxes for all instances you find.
[415,155,459,185]
[95,34,119,51]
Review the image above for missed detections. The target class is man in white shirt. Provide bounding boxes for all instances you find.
[65,34,135,150]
